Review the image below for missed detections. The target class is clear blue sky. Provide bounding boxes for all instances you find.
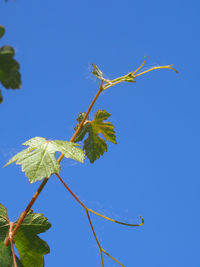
[1,1,200,266]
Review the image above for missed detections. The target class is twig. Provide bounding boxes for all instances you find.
[85,208,104,266]
[56,173,129,267]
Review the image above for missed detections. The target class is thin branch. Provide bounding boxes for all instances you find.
[102,249,125,267]
[56,173,143,227]
[9,222,17,267]
[85,208,104,267]
[56,173,129,267]
[56,172,105,265]
[56,173,86,209]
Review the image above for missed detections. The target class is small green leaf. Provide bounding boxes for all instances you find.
[4,137,85,183]
[0,45,21,89]
[14,210,51,267]
[0,241,24,267]
[74,110,116,163]
[0,25,5,39]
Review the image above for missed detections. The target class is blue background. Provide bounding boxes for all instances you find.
[1,1,200,266]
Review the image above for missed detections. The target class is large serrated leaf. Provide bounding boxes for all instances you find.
[0,204,51,267]
[74,110,116,163]
[4,137,85,183]
[0,45,21,89]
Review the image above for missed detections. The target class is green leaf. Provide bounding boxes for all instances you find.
[0,241,24,267]
[14,210,51,267]
[0,25,5,39]
[74,110,117,163]
[0,204,50,267]
[4,137,85,183]
[0,45,21,89]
